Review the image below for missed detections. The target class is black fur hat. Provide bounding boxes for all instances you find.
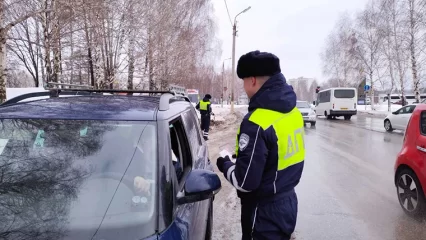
[237,50,281,79]
[205,94,212,99]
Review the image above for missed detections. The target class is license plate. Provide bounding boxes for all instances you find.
[341,108,348,110]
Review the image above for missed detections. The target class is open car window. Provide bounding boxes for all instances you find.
[0,119,157,240]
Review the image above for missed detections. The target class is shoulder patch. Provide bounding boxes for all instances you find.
[239,133,250,151]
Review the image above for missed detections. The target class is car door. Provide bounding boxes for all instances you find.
[416,110,426,183]
[397,105,415,130]
[168,115,205,240]
[401,105,416,130]
[181,109,210,238]
[392,107,408,130]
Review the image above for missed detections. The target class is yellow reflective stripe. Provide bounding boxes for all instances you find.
[249,108,305,171]
[235,127,240,157]
[200,100,209,110]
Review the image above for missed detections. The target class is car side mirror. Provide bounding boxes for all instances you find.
[177,169,221,205]
[392,111,398,115]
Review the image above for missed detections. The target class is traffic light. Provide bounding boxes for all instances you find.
[315,86,320,93]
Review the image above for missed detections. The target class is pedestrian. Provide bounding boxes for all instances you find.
[196,94,214,140]
[216,50,305,240]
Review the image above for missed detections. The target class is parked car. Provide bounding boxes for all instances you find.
[384,104,417,132]
[394,103,426,217]
[297,100,316,126]
[0,89,220,240]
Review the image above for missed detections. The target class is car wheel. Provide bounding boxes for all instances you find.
[311,122,316,126]
[205,200,213,240]
[344,115,351,120]
[396,169,426,218]
[325,111,332,120]
[384,120,393,132]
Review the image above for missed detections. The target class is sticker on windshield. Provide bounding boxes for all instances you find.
[33,130,45,149]
[0,139,9,155]
[80,127,88,136]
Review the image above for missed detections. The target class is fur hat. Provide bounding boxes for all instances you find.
[237,50,281,79]
[205,94,212,99]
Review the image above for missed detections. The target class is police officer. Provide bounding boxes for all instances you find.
[196,94,213,140]
[216,51,305,240]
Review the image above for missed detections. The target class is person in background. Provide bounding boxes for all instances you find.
[196,94,214,140]
[216,50,305,240]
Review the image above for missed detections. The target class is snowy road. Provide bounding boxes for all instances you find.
[209,110,426,240]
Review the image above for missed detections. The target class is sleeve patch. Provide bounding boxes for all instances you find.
[239,133,250,151]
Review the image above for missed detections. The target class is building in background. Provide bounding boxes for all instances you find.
[288,77,318,102]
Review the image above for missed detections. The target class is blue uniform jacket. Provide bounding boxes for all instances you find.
[222,73,304,204]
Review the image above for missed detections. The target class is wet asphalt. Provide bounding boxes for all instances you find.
[295,114,426,240]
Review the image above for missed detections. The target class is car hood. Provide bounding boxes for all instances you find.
[298,108,312,114]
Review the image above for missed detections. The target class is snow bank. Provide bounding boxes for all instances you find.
[194,104,248,125]
[357,104,402,117]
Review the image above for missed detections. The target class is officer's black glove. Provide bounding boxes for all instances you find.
[216,156,231,173]
[232,154,237,159]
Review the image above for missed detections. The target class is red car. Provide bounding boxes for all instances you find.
[395,103,426,217]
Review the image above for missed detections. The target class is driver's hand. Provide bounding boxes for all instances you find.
[134,176,151,196]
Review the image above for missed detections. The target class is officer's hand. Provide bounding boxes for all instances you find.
[232,154,237,159]
[216,156,231,172]
[134,176,151,196]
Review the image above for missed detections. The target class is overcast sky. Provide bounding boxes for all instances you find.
[212,0,369,83]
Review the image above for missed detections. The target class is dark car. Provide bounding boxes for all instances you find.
[0,89,221,240]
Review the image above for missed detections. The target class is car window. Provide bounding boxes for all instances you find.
[421,112,426,135]
[0,119,158,239]
[407,105,416,113]
[399,105,415,114]
[182,110,203,158]
[334,89,355,98]
[296,101,310,108]
[169,117,192,183]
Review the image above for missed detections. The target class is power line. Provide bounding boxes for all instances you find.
[223,0,233,27]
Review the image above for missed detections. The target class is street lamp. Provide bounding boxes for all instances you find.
[222,58,231,107]
[231,6,251,113]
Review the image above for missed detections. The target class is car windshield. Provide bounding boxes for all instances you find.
[0,119,157,240]
[296,101,310,108]
[334,89,355,98]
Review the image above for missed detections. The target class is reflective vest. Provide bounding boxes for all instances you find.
[235,107,305,171]
[199,100,210,111]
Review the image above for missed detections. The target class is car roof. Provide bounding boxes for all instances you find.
[0,95,190,121]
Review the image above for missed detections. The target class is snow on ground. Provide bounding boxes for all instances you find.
[357,104,402,117]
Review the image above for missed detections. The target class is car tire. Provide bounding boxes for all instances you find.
[325,111,332,120]
[311,122,316,126]
[396,168,426,218]
[205,200,213,240]
[384,120,393,132]
[344,115,351,120]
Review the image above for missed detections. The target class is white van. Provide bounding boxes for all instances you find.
[315,87,357,120]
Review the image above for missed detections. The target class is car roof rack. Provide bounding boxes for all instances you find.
[0,90,101,107]
[1,87,192,109]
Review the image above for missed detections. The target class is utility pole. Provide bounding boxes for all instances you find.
[231,23,236,112]
[230,6,251,113]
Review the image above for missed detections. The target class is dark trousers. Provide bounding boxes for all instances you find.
[200,114,211,137]
[241,191,298,240]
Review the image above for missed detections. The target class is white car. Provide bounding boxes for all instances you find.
[384,104,417,132]
[297,100,316,126]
